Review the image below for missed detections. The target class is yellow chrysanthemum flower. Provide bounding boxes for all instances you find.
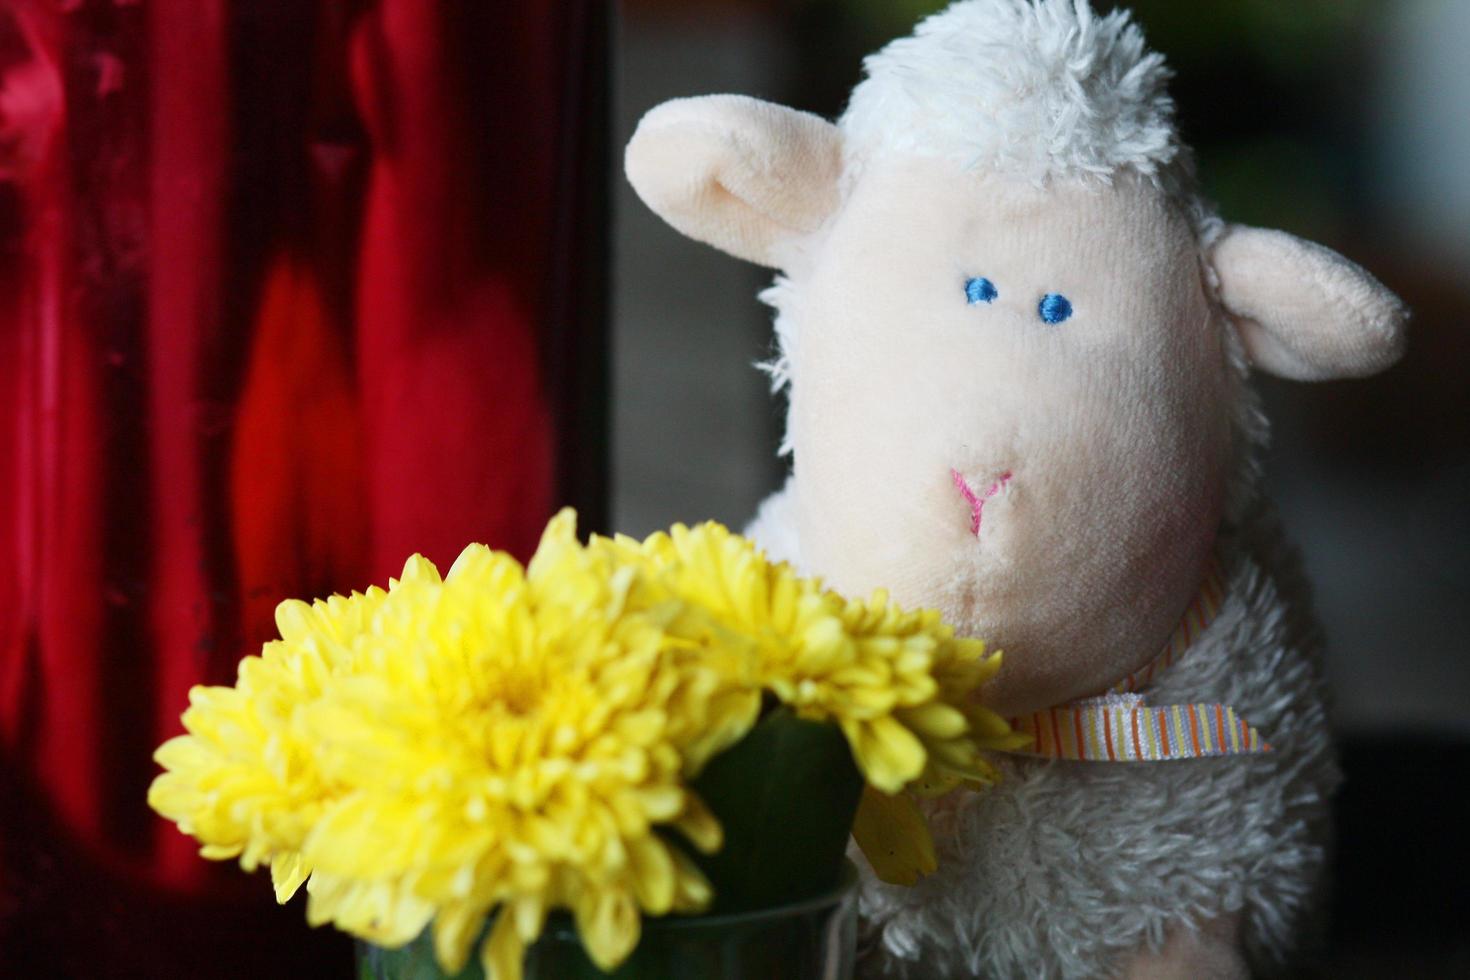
[150,509,1020,975]
[589,520,1031,886]
[152,519,741,980]
[149,586,389,898]
[590,520,1021,794]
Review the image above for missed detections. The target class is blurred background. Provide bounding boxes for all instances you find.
[2,1,609,973]
[613,0,1469,974]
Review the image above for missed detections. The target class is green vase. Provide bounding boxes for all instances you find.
[356,861,858,980]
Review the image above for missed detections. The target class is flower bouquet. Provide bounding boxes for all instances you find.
[149,512,1025,978]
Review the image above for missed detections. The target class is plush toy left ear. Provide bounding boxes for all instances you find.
[625,95,844,269]
[1210,225,1409,381]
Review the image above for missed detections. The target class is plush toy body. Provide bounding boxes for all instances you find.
[626,1,1407,976]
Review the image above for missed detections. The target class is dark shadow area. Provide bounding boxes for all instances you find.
[1327,734,1470,976]
[1,753,352,978]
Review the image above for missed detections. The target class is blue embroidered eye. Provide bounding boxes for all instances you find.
[965,277,998,305]
[1038,293,1072,324]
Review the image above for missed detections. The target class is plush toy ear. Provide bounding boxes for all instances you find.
[625,95,844,268]
[1209,225,1409,381]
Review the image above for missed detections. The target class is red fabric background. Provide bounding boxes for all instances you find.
[0,1,607,974]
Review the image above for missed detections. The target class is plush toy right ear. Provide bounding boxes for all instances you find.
[1210,225,1409,381]
[625,95,844,269]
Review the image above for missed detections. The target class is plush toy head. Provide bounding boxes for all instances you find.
[626,0,1407,715]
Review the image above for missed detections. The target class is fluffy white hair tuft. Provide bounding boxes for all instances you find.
[759,0,1222,459]
[840,0,1182,186]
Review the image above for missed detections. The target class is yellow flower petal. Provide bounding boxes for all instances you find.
[670,792,722,854]
[668,847,714,913]
[575,887,641,971]
[270,851,310,903]
[433,900,490,975]
[395,553,442,587]
[846,716,927,794]
[628,836,677,914]
[894,702,969,740]
[851,786,937,887]
[482,910,527,980]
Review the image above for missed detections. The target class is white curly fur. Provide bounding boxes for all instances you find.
[842,0,1181,187]
[854,513,1338,979]
[746,483,1339,979]
[738,4,1340,974]
[760,0,1216,457]
[742,228,1329,976]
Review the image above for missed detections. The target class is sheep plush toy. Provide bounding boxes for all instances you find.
[625,1,1408,976]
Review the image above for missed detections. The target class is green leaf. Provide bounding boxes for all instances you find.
[684,707,864,913]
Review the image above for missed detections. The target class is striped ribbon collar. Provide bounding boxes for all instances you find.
[1008,559,1270,762]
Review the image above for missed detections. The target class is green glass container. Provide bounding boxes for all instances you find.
[356,861,858,980]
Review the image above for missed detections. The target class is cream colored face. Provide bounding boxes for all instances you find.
[626,94,1406,716]
[789,158,1233,714]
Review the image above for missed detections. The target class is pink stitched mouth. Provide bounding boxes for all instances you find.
[951,468,1012,537]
